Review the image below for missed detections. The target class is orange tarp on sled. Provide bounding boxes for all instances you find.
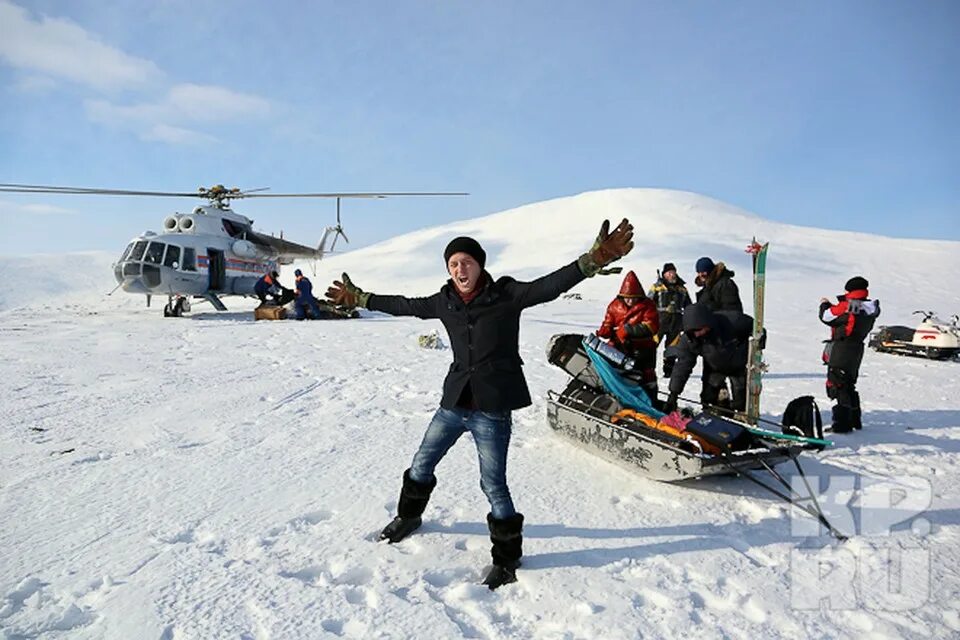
[611,409,721,456]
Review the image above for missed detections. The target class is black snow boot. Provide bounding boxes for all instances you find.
[380,469,436,543]
[482,513,524,590]
[831,405,855,433]
[851,392,863,430]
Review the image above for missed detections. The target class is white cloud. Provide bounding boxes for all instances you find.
[142,123,218,146]
[86,83,270,125]
[0,0,161,90]
[0,199,76,216]
[11,74,59,93]
[164,84,271,122]
[0,2,273,145]
[84,83,271,144]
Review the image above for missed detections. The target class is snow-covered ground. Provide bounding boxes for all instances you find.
[2,189,959,639]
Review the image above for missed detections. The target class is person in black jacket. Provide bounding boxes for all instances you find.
[325,220,634,589]
[694,257,743,313]
[663,302,753,415]
[819,276,880,432]
[647,262,692,377]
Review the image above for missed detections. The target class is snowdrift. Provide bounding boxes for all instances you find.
[2,188,959,639]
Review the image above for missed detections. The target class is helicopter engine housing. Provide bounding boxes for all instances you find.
[231,239,258,259]
[177,216,195,233]
[163,216,179,232]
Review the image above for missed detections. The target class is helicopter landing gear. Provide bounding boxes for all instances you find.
[163,296,190,318]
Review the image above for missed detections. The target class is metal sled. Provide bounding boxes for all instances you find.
[546,386,801,482]
[545,333,847,539]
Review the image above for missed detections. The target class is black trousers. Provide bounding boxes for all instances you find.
[659,329,682,377]
[826,366,860,408]
[701,366,746,414]
[622,348,659,406]
[826,366,862,430]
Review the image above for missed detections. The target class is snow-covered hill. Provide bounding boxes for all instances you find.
[2,189,959,639]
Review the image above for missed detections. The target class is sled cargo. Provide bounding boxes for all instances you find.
[254,305,286,320]
[546,387,802,482]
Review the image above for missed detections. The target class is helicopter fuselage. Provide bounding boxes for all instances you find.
[112,205,284,303]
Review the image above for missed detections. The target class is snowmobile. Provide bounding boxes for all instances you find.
[868,310,960,360]
[545,333,846,539]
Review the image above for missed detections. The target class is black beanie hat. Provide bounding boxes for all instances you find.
[695,257,715,274]
[845,276,869,292]
[662,262,677,274]
[443,236,486,269]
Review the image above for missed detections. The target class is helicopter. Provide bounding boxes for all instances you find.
[0,183,467,317]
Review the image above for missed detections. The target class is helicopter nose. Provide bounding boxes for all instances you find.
[121,278,150,294]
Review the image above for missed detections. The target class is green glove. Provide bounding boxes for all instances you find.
[325,273,371,309]
[577,218,635,277]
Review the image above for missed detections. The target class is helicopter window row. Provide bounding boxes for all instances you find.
[164,244,181,268]
[144,241,165,264]
[118,240,196,272]
[182,247,197,271]
[130,240,148,261]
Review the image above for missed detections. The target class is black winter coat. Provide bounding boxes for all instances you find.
[819,295,880,371]
[648,277,691,337]
[669,303,753,395]
[368,261,586,411]
[695,264,743,313]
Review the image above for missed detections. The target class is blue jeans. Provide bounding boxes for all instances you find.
[409,407,516,519]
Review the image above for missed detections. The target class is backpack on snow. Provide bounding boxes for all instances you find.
[782,395,824,442]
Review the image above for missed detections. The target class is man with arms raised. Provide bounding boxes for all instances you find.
[325,220,634,589]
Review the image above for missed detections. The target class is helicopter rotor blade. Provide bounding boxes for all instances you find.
[0,183,467,199]
[241,192,468,198]
[0,183,201,197]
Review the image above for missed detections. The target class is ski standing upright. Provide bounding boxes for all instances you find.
[745,239,769,425]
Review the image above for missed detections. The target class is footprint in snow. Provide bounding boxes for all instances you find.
[279,565,327,585]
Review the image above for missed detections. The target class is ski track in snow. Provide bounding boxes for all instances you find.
[2,189,960,639]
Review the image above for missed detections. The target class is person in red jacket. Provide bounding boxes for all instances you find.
[597,270,661,404]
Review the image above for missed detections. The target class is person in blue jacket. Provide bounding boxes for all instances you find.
[254,271,282,306]
[294,269,321,320]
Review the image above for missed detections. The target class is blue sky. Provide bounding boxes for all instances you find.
[0,0,957,256]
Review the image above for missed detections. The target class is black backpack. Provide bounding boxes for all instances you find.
[782,396,823,441]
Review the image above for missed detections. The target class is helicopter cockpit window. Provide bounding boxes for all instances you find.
[130,240,148,261]
[144,241,166,264]
[182,247,197,271]
[164,244,181,268]
[119,242,134,262]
